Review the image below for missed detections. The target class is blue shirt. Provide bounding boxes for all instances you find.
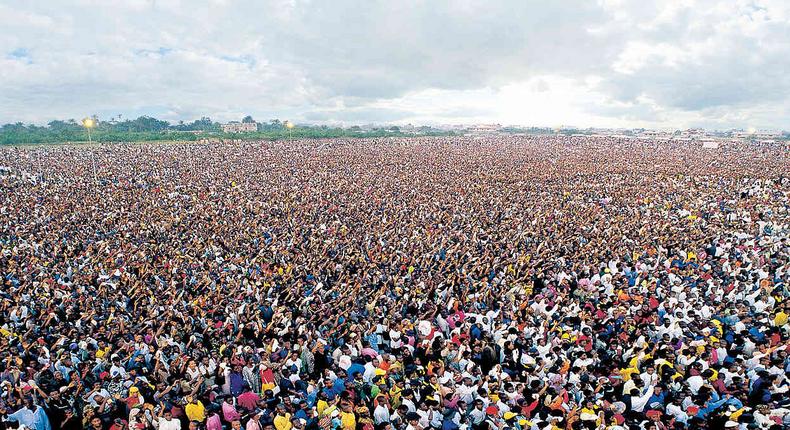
[7,407,51,430]
[646,392,666,409]
[229,372,246,396]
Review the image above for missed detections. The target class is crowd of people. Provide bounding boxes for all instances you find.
[0,136,788,430]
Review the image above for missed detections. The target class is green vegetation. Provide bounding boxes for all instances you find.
[0,116,452,145]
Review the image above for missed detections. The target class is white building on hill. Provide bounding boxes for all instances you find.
[222,122,258,133]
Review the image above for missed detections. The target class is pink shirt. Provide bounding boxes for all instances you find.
[207,414,222,430]
[223,402,241,422]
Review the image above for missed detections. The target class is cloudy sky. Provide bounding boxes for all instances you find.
[1,0,788,130]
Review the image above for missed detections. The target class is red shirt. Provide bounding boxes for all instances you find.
[238,391,261,411]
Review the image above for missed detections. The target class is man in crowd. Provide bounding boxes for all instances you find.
[0,136,788,430]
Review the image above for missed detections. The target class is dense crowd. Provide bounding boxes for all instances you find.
[0,136,788,430]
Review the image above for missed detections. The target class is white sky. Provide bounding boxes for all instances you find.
[1,0,789,130]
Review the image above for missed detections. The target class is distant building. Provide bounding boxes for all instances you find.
[677,128,706,139]
[466,124,502,136]
[222,122,258,133]
[638,130,671,139]
[733,130,782,140]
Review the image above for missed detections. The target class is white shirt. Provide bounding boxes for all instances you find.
[363,362,377,383]
[416,409,430,428]
[666,404,688,424]
[374,405,390,425]
[402,398,416,413]
[110,364,128,379]
[630,385,655,413]
[157,417,181,430]
[390,330,402,348]
[469,409,485,425]
[686,375,704,395]
[456,384,477,404]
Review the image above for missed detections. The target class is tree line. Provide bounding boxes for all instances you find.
[0,116,450,145]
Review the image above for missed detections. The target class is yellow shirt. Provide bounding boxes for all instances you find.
[317,400,329,416]
[580,408,601,425]
[619,367,640,382]
[775,311,788,327]
[185,401,206,422]
[96,347,110,359]
[340,412,356,430]
[274,414,292,430]
[389,386,403,408]
[628,353,651,369]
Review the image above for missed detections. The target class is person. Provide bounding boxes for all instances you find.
[238,387,261,412]
[246,410,264,430]
[4,399,51,430]
[185,397,206,423]
[373,396,390,425]
[0,136,787,430]
[109,417,128,430]
[222,397,241,422]
[60,409,81,430]
[89,416,105,430]
[155,407,180,430]
[274,404,292,430]
[404,412,421,430]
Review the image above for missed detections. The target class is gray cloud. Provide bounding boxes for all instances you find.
[304,107,414,123]
[0,0,788,129]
